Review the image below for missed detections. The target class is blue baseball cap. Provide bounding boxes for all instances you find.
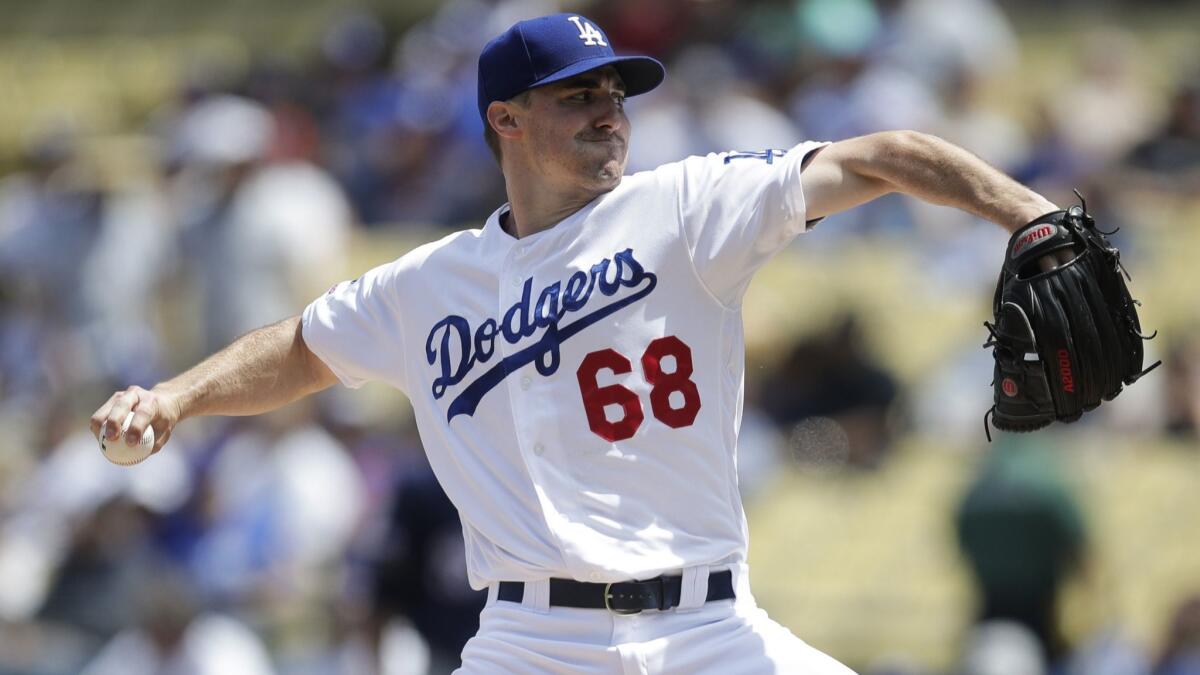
[477,13,666,125]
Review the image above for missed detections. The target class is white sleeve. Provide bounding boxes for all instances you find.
[301,260,409,393]
[676,141,829,306]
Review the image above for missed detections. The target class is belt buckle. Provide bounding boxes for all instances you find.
[603,582,642,615]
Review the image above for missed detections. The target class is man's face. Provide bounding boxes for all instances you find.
[518,67,630,192]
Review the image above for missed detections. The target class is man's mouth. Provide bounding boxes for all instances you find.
[578,135,624,146]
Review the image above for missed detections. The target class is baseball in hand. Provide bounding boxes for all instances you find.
[100,411,155,466]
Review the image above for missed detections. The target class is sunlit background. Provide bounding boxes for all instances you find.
[1,0,1198,674]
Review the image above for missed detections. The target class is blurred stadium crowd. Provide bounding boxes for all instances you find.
[0,0,1198,673]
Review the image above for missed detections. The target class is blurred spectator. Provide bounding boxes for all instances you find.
[874,0,1018,89]
[167,95,354,351]
[1013,101,1091,190]
[0,125,103,329]
[934,65,1029,176]
[36,496,153,641]
[789,57,942,142]
[317,4,512,227]
[77,143,175,389]
[0,418,192,631]
[371,456,485,674]
[956,437,1088,667]
[1124,73,1200,189]
[758,313,902,469]
[1130,72,1200,173]
[79,562,275,675]
[1049,29,1157,172]
[186,405,366,603]
[788,53,873,143]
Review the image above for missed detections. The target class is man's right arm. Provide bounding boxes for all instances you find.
[800,130,1060,233]
[90,315,339,454]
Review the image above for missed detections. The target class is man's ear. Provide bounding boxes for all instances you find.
[487,101,522,141]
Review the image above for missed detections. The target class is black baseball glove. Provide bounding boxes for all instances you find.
[983,193,1159,440]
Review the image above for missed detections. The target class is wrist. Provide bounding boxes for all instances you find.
[1008,198,1060,233]
[152,381,189,423]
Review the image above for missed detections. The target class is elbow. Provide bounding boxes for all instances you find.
[843,130,941,178]
[860,130,954,189]
[878,129,945,159]
[837,130,942,192]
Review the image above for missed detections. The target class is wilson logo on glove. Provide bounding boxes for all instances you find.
[1011,224,1056,258]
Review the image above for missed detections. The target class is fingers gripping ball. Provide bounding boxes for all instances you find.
[100,411,155,465]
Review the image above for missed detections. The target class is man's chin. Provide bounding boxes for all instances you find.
[568,156,625,191]
[597,165,623,183]
[596,158,626,182]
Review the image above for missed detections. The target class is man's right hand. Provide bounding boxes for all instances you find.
[90,385,181,456]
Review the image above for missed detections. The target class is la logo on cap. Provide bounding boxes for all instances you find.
[568,16,608,46]
[475,13,664,124]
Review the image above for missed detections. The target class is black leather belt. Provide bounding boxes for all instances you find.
[497,570,734,615]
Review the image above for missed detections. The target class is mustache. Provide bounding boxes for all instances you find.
[576,131,625,144]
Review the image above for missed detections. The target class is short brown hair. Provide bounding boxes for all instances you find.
[482,91,531,165]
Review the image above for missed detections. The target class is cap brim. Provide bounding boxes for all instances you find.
[529,55,665,98]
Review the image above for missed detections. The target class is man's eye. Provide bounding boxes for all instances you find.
[570,92,591,101]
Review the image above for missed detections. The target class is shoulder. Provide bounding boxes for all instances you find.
[400,227,486,266]
[389,227,488,275]
[344,227,486,298]
[600,155,723,204]
[627,153,723,183]
[623,147,803,192]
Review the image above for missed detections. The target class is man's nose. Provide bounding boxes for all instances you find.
[593,97,625,132]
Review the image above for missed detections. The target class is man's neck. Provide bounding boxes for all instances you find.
[501,172,610,239]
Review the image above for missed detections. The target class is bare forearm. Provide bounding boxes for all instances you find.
[159,316,333,421]
[853,131,1058,232]
[91,315,338,454]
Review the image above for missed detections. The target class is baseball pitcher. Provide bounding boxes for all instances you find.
[92,13,1153,674]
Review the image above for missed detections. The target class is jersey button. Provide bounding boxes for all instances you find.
[533,443,545,456]
[520,376,532,390]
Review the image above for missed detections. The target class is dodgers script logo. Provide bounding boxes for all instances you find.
[425,248,657,421]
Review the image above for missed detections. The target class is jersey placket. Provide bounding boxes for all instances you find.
[495,241,576,555]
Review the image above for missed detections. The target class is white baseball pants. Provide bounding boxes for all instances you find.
[455,564,858,674]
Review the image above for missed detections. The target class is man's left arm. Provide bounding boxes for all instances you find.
[800,131,1059,234]
[806,131,1161,436]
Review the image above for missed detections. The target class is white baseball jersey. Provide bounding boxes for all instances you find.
[302,140,828,590]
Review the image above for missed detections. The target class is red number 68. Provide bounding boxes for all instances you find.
[575,336,701,441]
